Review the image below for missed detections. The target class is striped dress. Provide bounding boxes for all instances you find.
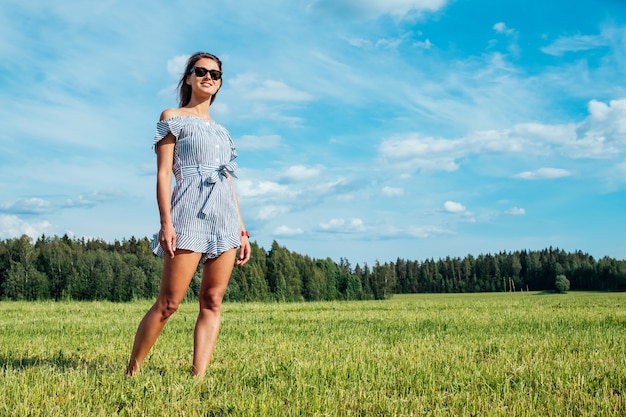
[150,116,240,263]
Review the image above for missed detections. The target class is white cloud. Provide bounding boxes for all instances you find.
[63,192,119,209]
[167,55,190,78]
[379,98,626,173]
[229,73,313,102]
[493,22,506,33]
[236,180,295,200]
[443,201,466,213]
[406,225,454,238]
[374,32,414,49]
[512,122,576,146]
[0,215,52,239]
[382,186,404,196]
[378,134,460,172]
[319,218,366,232]
[236,134,281,150]
[282,165,322,182]
[273,225,304,236]
[413,39,432,49]
[310,178,352,196]
[588,99,611,120]
[505,207,526,215]
[1,198,51,214]
[256,205,291,220]
[574,98,626,157]
[493,22,516,36]
[515,168,572,180]
[541,34,610,56]
[348,38,372,48]
[380,134,456,158]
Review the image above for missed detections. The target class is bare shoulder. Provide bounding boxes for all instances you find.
[159,108,182,121]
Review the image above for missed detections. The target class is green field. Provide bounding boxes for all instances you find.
[1,292,625,416]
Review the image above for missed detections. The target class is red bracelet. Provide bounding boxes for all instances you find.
[241,230,250,237]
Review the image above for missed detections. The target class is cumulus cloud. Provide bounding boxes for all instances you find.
[515,168,572,180]
[273,225,304,236]
[382,186,404,196]
[493,22,516,36]
[0,214,52,239]
[573,98,626,157]
[319,218,366,233]
[505,207,526,215]
[443,201,466,213]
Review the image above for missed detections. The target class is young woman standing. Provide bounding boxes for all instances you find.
[126,52,250,377]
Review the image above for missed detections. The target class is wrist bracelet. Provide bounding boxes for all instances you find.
[241,230,250,237]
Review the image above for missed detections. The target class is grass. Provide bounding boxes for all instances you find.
[0,292,625,416]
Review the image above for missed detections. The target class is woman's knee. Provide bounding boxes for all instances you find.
[198,291,223,312]
[155,297,182,319]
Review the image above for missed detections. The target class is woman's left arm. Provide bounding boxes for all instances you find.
[229,175,251,265]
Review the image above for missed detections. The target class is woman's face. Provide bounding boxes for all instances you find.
[187,57,222,98]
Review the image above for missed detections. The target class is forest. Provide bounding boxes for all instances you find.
[0,234,625,302]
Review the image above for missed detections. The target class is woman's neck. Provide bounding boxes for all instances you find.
[181,99,212,119]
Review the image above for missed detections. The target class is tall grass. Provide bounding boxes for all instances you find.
[1,292,625,416]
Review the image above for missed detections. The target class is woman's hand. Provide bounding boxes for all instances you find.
[159,222,176,258]
[237,235,251,265]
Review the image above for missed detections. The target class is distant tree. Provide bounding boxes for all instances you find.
[267,241,302,301]
[371,262,395,300]
[555,274,570,294]
[5,233,626,301]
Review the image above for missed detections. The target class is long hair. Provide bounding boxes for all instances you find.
[177,52,223,107]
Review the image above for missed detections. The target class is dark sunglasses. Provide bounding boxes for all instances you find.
[189,66,222,80]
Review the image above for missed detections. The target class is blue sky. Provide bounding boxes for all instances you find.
[1,0,625,266]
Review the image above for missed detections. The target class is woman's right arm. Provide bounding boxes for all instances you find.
[155,133,176,258]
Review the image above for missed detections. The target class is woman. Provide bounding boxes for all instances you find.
[126,52,251,377]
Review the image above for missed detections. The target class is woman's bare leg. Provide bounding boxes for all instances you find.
[192,248,237,377]
[126,250,202,376]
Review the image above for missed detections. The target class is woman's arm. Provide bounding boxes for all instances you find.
[155,134,176,258]
[228,176,251,265]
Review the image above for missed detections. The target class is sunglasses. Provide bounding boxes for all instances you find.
[189,66,222,80]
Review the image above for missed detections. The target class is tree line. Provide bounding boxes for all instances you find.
[0,234,624,302]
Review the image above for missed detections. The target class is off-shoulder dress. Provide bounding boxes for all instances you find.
[150,116,240,263]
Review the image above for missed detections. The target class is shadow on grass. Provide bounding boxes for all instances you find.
[0,352,105,372]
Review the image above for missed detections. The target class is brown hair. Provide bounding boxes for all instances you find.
[177,52,223,107]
